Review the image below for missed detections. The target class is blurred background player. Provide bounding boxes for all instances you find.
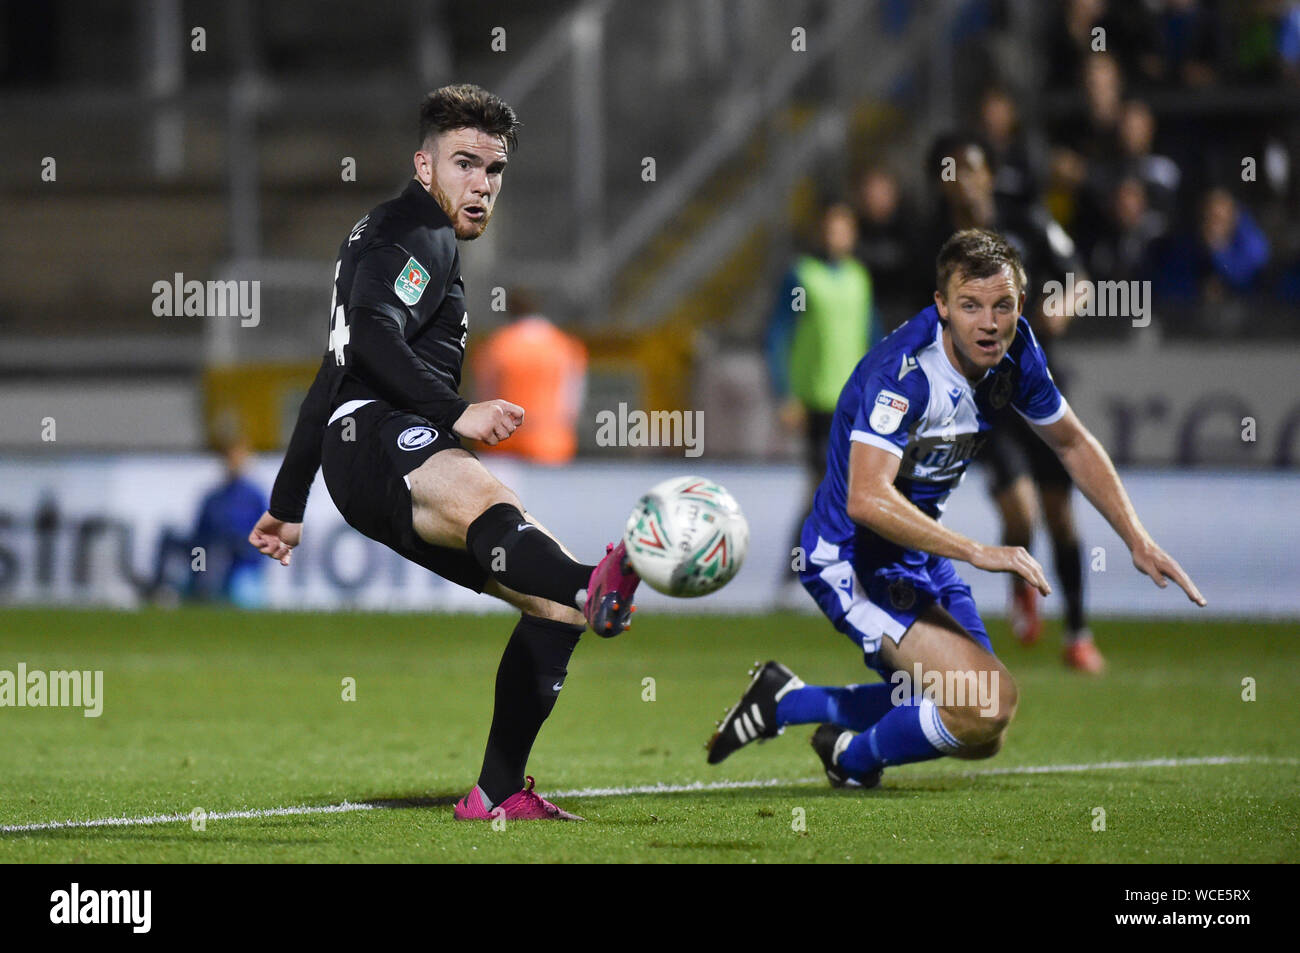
[151,434,268,608]
[851,166,915,333]
[920,130,1101,673]
[470,287,587,465]
[765,199,881,597]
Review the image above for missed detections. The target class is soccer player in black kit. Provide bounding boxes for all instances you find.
[919,132,1104,674]
[248,85,640,821]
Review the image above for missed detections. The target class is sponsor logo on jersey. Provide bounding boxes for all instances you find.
[898,355,919,380]
[869,390,909,435]
[394,256,431,306]
[905,431,989,479]
[397,426,437,451]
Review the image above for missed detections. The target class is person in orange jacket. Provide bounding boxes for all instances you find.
[471,288,587,464]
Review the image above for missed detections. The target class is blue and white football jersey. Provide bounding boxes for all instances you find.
[807,305,1067,560]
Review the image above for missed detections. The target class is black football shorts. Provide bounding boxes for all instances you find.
[983,407,1071,495]
[319,398,489,592]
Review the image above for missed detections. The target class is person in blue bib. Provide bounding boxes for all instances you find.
[707,228,1206,787]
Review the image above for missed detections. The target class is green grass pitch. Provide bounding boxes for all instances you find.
[0,607,1296,863]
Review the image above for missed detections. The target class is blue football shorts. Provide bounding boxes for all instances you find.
[799,516,994,678]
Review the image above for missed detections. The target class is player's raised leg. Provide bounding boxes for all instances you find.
[406,448,639,635]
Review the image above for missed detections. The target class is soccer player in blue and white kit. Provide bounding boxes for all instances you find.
[707,229,1206,786]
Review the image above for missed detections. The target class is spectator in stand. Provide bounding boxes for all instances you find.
[1079,99,1181,254]
[1115,99,1182,216]
[1198,187,1272,292]
[1151,187,1272,331]
[470,289,587,465]
[1045,0,1163,91]
[852,166,913,332]
[979,86,1043,212]
[1150,0,1219,87]
[1086,175,1167,282]
[1048,53,1125,232]
[1283,1,1300,84]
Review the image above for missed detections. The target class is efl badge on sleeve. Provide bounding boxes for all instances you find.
[394,257,431,306]
[869,390,910,435]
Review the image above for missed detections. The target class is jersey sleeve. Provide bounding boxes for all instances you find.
[848,365,928,459]
[1010,318,1068,425]
[344,240,470,428]
[268,353,333,522]
[348,242,442,332]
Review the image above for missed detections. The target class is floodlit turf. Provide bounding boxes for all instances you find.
[0,607,1296,863]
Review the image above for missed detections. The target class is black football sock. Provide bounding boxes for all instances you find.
[1053,535,1086,636]
[1002,523,1031,549]
[476,614,584,806]
[1003,525,1032,596]
[466,503,596,609]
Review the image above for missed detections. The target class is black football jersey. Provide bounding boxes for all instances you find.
[268,180,472,522]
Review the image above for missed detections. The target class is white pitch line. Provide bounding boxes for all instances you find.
[958,755,1298,776]
[2,755,1294,834]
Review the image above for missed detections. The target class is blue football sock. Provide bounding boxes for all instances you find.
[776,683,897,731]
[836,698,960,777]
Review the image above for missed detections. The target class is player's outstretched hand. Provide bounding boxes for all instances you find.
[454,399,525,445]
[971,543,1052,597]
[1132,537,1207,606]
[249,511,301,566]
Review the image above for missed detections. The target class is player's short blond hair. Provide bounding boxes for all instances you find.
[935,228,1027,297]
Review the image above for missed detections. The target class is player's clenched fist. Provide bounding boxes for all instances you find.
[249,511,301,566]
[454,399,525,445]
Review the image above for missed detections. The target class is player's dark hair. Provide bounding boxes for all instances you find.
[935,228,1027,297]
[419,84,520,153]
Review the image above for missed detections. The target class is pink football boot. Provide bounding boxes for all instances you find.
[453,777,583,821]
[584,541,640,637]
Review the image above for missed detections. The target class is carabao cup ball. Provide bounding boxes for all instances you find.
[623,475,749,597]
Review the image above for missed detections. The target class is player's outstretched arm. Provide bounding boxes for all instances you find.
[249,512,301,566]
[845,441,1051,595]
[253,354,335,565]
[269,358,333,514]
[1033,407,1207,606]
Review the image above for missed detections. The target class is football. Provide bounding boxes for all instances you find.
[623,476,749,597]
